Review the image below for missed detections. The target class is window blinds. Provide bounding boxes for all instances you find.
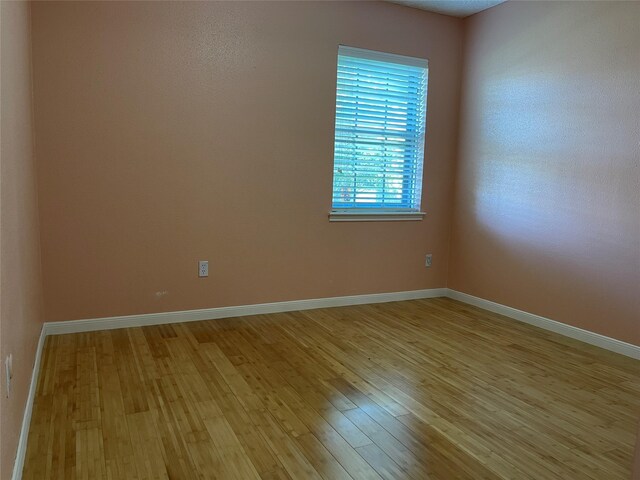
[331,46,428,212]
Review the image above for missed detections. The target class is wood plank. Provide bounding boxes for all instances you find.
[22,298,640,479]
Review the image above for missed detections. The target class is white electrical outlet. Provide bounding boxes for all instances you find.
[5,354,12,398]
[198,260,209,277]
[425,254,433,268]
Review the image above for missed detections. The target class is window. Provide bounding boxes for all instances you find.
[330,46,428,222]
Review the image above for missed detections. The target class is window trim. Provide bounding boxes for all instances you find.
[329,209,425,222]
[329,46,428,222]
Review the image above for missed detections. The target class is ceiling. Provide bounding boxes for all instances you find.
[389,0,507,17]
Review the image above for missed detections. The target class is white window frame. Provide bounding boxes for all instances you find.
[329,46,428,222]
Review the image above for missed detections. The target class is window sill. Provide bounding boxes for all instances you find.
[329,210,425,222]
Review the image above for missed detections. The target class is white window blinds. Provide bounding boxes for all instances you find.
[331,46,428,213]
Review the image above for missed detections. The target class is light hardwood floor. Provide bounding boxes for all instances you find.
[23,298,640,479]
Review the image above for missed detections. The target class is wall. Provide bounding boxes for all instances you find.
[30,1,463,322]
[450,0,640,345]
[0,2,43,478]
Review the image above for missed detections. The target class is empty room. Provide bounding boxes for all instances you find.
[1,0,639,478]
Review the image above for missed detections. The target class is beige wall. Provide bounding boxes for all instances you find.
[31,1,463,322]
[0,1,43,478]
[450,1,640,345]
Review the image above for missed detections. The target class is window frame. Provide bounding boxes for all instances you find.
[329,46,428,222]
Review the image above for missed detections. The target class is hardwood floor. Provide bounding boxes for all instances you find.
[23,298,640,479]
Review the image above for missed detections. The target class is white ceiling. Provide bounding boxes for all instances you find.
[389,0,507,17]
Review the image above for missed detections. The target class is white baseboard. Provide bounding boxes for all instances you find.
[42,287,639,359]
[12,326,46,480]
[446,289,640,360]
[44,288,449,336]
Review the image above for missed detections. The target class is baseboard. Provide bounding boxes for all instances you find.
[446,289,640,360]
[43,288,639,359]
[11,325,46,480]
[43,288,449,336]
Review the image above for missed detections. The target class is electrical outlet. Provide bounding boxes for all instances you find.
[198,260,209,277]
[425,254,432,268]
[5,354,12,398]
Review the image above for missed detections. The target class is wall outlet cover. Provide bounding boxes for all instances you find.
[198,260,209,277]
